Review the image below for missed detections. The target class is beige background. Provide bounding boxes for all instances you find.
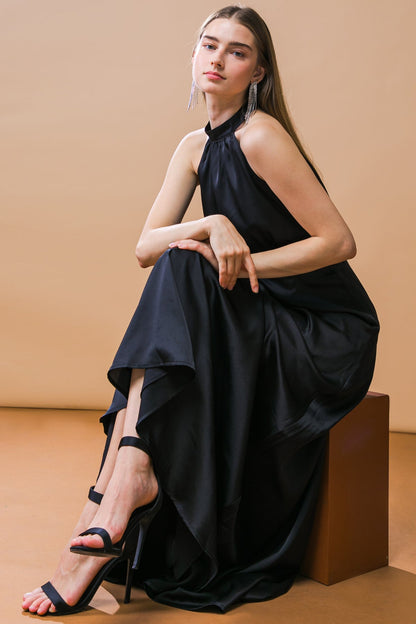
[1,0,415,431]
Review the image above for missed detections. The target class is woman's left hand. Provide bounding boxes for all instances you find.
[169,239,219,272]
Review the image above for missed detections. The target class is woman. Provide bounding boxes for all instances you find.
[22,5,379,616]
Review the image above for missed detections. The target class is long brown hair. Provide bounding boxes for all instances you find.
[197,5,318,173]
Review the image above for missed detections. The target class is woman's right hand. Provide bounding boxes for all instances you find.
[168,214,258,293]
[170,215,259,293]
[203,214,259,293]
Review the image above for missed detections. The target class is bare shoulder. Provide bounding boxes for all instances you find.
[238,111,298,169]
[236,110,329,210]
[176,128,208,174]
[179,127,207,149]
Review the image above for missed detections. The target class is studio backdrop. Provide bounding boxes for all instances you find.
[1,0,415,431]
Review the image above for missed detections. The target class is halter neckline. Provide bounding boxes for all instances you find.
[204,108,245,141]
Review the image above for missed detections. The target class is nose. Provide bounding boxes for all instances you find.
[210,50,224,68]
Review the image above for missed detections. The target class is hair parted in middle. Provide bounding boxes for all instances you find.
[195,5,317,173]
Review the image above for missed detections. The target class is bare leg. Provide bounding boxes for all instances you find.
[22,369,158,615]
[71,369,158,550]
[21,409,128,615]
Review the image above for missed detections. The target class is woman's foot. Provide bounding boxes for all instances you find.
[22,445,157,615]
[21,499,110,615]
[71,442,158,551]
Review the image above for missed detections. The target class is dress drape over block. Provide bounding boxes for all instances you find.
[100,109,379,612]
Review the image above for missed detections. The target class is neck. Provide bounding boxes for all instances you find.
[205,94,245,129]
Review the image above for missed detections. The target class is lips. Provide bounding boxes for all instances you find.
[204,71,225,80]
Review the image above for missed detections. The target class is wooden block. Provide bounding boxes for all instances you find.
[301,392,389,585]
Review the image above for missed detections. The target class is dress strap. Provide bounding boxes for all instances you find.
[204,107,245,141]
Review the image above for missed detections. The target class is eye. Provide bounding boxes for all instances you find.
[232,50,245,58]
[203,43,216,51]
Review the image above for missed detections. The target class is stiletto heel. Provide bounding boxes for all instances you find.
[124,557,134,604]
[123,517,150,603]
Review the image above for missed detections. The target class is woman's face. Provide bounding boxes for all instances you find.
[193,18,264,103]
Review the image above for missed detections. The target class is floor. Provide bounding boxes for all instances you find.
[1,407,415,623]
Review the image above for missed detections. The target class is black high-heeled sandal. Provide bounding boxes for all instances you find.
[24,487,108,615]
[70,436,162,603]
[39,555,130,615]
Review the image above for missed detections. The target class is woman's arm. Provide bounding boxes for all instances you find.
[171,114,356,288]
[237,114,356,278]
[136,129,259,292]
[136,130,209,267]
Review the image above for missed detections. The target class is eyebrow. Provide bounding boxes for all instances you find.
[201,35,253,51]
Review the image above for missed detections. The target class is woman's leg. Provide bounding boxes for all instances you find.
[22,369,158,615]
[22,408,126,614]
[70,369,158,551]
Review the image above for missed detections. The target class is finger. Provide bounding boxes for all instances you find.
[229,253,243,290]
[198,244,216,265]
[226,252,238,289]
[169,239,199,251]
[224,254,235,290]
[182,240,207,257]
[218,256,228,289]
[174,240,194,249]
[203,246,219,271]
[169,240,198,249]
[171,240,219,271]
[244,255,259,293]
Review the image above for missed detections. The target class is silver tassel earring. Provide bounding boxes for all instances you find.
[244,81,258,123]
[187,80,199,111]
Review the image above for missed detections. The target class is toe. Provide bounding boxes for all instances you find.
[83,533,106,549]
[23,589,36,598]
[28,594,48,613]
[37,598,53,616]
[71,533,105,549]
[22,589,43,610]
[23,587,42,600]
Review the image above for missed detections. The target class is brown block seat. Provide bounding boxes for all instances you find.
[301,392,390,585]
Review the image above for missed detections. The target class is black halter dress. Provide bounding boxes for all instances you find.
[100,108,379,612]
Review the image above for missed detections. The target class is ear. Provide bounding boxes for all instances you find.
[252,65,265,84]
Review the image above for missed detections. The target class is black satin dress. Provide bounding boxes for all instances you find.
[100,108,379,612]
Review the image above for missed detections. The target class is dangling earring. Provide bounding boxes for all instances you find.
[187,80,199,111]
[244,81,258,123]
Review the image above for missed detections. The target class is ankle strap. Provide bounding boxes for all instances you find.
[88,486,103,505]
[118,435,150,456]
